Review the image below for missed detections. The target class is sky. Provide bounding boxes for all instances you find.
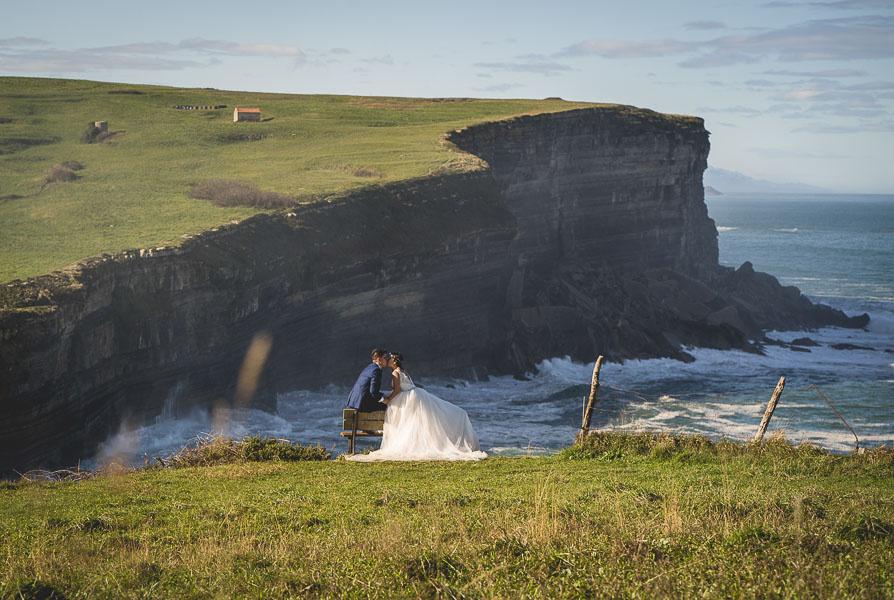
[2,0,893,193]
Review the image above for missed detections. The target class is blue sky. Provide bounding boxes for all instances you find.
[2,0,893,193]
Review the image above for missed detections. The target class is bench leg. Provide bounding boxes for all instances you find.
[349,411,359,454]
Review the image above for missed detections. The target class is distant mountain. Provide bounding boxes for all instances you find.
[704,166,829,194]
[704,185,723,196]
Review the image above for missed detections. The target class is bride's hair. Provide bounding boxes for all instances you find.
[390,352,404,368]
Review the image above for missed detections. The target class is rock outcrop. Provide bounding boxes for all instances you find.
[446,109,866,367]
[0,106,868,473]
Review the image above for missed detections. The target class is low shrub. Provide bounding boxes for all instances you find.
[352,166,382,178]
[188,179,295,208]
[82,123,104,144]
[240,436,330,462]
[160,435,329,468]
[560,430,893,475]
[59,160,84,171]
[216,132,267,144]
[41,163,82,187]
[559,431,717,460]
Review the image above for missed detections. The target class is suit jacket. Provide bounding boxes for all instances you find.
[346,362,384,412]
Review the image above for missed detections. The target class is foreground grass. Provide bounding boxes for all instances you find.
[0,77,597,282]
[2,434,892,599]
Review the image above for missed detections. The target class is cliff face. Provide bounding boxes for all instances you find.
[0,107,867,473]
[448,110,728,367]
[448,108,717,275]
[444,110,866,369]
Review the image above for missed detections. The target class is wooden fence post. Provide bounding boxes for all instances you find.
[753,376,786,443]
[578,356,605,443]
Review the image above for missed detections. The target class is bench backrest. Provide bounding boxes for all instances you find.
[343,408,386,432]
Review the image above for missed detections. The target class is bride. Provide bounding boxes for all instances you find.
[346,353,487,462]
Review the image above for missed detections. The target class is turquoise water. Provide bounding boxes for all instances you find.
[91,194,894,464]
[708,194,894,307]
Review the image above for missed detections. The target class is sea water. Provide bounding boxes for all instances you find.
[93,194,894,465]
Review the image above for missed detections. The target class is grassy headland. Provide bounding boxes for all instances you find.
[1,433,892,598]
[0,77,597,282]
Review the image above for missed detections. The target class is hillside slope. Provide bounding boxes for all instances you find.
[0,77,593,282]
[2,435,892,598]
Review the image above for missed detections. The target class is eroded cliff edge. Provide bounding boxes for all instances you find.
[0,107,867,472]
[447,108,867,367]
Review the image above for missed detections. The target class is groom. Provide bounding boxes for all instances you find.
[346,348,390,412]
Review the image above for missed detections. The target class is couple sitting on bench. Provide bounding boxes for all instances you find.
[342,348,487,462]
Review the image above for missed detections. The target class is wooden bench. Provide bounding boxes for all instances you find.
[340,408,386,454]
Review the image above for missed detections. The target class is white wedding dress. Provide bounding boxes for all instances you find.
[346,370,487,462]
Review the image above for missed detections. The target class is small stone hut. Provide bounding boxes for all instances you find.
[233,107,261,122]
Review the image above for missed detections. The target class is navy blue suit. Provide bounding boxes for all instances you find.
[346,363,384,412]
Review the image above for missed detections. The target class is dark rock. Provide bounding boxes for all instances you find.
[830,343,875,351]
[790,337,820,347]
[789,346,811,353]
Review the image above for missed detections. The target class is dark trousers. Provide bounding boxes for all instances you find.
[358,395,384,412]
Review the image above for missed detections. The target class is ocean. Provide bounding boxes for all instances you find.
[92,194,894,465]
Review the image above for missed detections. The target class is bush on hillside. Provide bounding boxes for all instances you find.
[562,430,893,466]
[60,160,84,171]
[216,132,267,143]
[41,163,83,188]
[352,166,382,178]
[82,123,103,143]
[159,435,329,468]
[188,179,295,208]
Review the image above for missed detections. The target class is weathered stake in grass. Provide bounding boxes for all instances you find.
[578,355,605,443]
[754,375,786,443]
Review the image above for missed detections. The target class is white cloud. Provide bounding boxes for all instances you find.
[557,39,695,58]
[474,82,524,92]
[557,15,894,68]
[0,37,49,47]
[784,88,822,100]
[0,37,310,73]
[474,61,573,76]
[762,68,868,77]
[683,20,727,30]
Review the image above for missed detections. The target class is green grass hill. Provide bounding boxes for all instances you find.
[1,433,892,598]
[0,77,595,283]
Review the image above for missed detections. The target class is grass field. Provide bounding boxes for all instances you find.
[0,77,594,283]
[2,433,892,598]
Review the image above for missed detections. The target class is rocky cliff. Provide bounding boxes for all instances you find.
[0,107,867,473]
